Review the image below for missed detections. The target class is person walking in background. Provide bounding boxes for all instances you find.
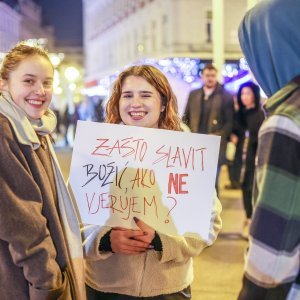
[236,81,264,239]
[49,94,62,138]
[0,42,85,300]
[92,96,105,122]
[63,100,79,146]
[225,96,245,190]
[183,64,234,194]
[82,65,222,300]
[62,103,72,146]
[238,0,300,299]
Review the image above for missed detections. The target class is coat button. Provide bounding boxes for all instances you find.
[41,139,47,150]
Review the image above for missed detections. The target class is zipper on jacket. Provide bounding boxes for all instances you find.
[138,251,148,296]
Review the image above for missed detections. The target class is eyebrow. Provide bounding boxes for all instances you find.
[23,74,53,80]
[140,90,153,94]
[121,90,153,94]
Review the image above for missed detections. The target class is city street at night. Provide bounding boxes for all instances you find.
[2,0,297,299]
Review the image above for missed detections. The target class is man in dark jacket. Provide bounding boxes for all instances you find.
[184,64,234,194]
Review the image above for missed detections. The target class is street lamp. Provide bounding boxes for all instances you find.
[49,53,65,67]
[63,65,82,147]
[64,66,80,82]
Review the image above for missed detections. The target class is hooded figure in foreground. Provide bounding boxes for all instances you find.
[238,0,300,299]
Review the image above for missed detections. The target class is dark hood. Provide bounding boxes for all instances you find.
[238,0,300,97]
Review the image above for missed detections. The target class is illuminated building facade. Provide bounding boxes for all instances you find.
[82,0,263,111]
[83,0,254,82]
[0,0,54,53]
[0,1,20,52]
[18,0,54,50]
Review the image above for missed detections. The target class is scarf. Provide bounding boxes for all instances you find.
[0,91,86,300]
[0,91,56,149]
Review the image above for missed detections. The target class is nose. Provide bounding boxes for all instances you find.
[131,95,142,107]
[35,82,46,95]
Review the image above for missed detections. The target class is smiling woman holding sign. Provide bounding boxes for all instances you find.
[83,65,222,299]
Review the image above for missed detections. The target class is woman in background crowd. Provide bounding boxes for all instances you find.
[237,81,264,238]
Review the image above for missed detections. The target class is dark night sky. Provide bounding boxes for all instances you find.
[39,0,83,47]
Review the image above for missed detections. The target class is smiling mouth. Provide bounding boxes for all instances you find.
[129,112,147,118]
[27,99,44,106]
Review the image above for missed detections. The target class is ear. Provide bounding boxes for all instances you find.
[0,79,8,92]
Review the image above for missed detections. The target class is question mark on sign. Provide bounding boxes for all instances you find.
[165,196,177,223]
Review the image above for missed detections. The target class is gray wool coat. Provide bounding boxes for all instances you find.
[0,113,76,300]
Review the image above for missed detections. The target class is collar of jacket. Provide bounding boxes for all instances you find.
[201,83,223,96]
[264,75,300,116]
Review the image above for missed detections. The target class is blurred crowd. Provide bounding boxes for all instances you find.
[51,95,105,146]
[183,64,265,240]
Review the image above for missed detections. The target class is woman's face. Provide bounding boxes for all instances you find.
[241,87,255,109]
[119,75,164,128]
[2,55,53,119]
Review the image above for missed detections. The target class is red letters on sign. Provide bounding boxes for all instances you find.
[168,173,189,194]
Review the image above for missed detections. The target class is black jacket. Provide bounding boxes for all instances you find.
[184,84,234,165]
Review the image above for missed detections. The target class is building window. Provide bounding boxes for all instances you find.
[206,10,212,43]
[151,20,156,52]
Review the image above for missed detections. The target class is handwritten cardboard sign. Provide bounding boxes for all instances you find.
[69,121,220,241]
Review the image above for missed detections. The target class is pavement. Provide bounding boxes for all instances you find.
[192,182,248,300]
[55,147,248,300]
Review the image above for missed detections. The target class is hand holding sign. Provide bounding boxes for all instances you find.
[133,217,155,245]
[110,227,149,254]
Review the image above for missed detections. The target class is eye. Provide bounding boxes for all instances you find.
[43,81,53,88]
[122,93,133,98]
[24,79,34,85]
[141,93,152,98]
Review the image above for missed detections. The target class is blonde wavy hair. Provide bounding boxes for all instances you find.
[0,42,53,81]
[106,65,181,131]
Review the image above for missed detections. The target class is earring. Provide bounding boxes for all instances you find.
[161,106,166,112]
